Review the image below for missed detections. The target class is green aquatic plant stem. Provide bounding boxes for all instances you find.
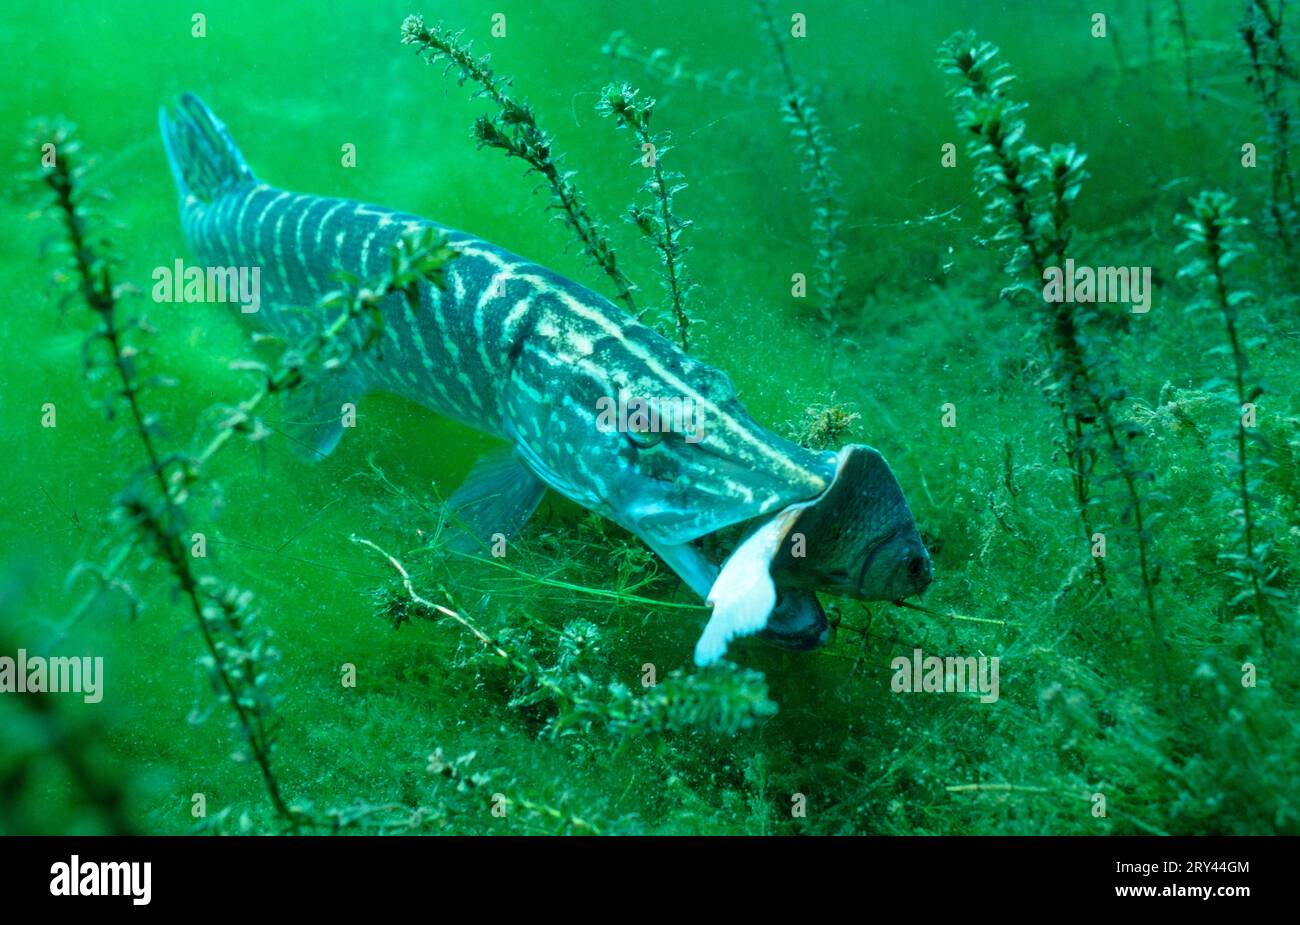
[356,539,774,743]
[401,14,640,314]
[37,122,461,832]
[60,234,456,621]
[940,37,1105,590]
[1176,192,1278,633]
[1043,147,1160,631]
[1046,152,1162,631]
[352,536,517,657]
[940,33,1162,633]
[890,599,1017,629]
[945,783,1170,835]
[444,547,707,611]
[598,82,695,351]
[602,30,773,100]
[178,227,457,498]
[1240,0,1297,253]
[38,126,301,831]
[755,0,845,336]
[353,534,600,716]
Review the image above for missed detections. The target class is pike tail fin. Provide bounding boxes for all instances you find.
[159,93,256,205]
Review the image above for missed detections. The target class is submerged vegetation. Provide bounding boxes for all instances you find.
[5,1,1299,836]
[1176,191,1286,638]
[597,82,696,352]
[31,121,464,832]
[938,33,1162,634]
[756,0,846,337]
[1239,0,1297,252]
[400,15,641,315]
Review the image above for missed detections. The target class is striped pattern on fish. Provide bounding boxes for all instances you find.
[160,92,881,665]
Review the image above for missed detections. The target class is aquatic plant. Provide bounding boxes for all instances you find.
[401,14,640,313]
[34,122,300,829]
[348,461,781,763]
[790,400,861,450]
[1170,0,1196,99]
[1176,191,1285,635]
[1240,0,1298,253]
[938,33,1162,631]
[33,121,460,833]
[0,567,135,835]
[354,535,777,744]
[755,0,846,336]
[424,747,627,834]
[602,30,772,100]
[597,82,696,351]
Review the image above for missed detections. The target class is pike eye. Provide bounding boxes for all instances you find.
[625,427,664,449]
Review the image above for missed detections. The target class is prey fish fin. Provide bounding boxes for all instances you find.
[444,450,547,553]
[642,530,832,659]
[276,366,367,462]
[642,533,830,659]
[694,506,805,667]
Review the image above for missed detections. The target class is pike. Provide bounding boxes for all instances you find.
[160,94,932,666]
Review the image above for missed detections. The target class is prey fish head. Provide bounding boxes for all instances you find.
[769,444,932,602]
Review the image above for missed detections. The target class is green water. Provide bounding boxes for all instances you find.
[2,0,1297,835]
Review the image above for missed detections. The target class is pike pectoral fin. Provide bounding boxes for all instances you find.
[638,536,719,599]
[694,506,804,667]
[505,423,603,510]
[444,450,547,553]
[277,366,367,461]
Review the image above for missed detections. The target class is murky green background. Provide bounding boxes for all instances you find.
[2,0,1296,834]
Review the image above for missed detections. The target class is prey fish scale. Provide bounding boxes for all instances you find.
[161,93,931,666]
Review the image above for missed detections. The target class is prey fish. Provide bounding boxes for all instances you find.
[159,94,932,665]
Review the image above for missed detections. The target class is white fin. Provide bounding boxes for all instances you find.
[694,507,803,666]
